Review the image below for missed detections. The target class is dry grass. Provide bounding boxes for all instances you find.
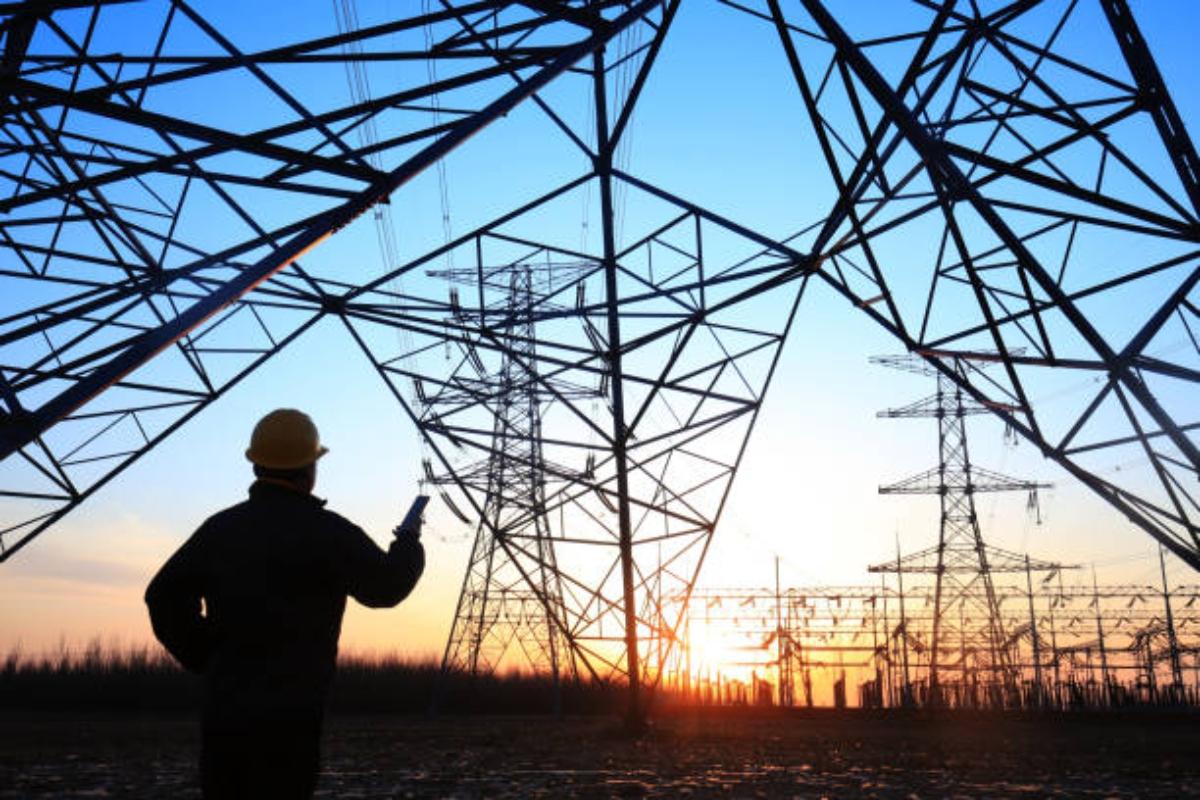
[0,641,619,715]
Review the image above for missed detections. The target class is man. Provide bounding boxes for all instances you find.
[145,408,425,799]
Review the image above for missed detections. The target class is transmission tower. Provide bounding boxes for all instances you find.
[869,354,1065,708]
[2,1,1200,727]
[429,263,582,686]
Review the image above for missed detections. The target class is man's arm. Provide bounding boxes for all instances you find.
[145,529,214,673]
[338,522,425,608]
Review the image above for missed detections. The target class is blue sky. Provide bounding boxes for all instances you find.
[2,0,1199,659]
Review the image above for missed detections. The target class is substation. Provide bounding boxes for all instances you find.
[2,0,1200,724]
[447,355,1200,711]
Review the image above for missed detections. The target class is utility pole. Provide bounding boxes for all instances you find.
[1047,571,1063,709]
[880,573,893,707]
[1024,555,1043,708]
[895,538,912,707]
[775,556,786,706]
[870,590,882,708]
[1158,545,1184,699]
[1093,567,1113,707]
[959,602,969,708]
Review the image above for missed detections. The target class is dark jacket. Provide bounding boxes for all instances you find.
[145,481,424,727]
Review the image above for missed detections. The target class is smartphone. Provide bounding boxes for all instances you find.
[397,494,430,538]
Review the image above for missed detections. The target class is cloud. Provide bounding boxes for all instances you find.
[6,552,146,591]
[4,511,175,594]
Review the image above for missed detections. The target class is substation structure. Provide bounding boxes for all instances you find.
[468,351,1200,711]
[2,1,1200,726]
[656,357,1200,711]
[659,578,1200,710]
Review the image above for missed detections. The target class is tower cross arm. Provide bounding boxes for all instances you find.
[879,465,1051,495]
[877,393,998,419]
[968,466,1052,494]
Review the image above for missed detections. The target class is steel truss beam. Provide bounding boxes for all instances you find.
[1,0,1199,727]
[0,0,663,559]
[339,164,811,709]
[740,0,1200,569]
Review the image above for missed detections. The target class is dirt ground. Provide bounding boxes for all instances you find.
[1,708,1196,798]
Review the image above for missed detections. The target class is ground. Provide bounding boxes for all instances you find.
[1,709,1196,798]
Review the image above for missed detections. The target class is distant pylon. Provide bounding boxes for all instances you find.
[868,354,1065,708]
[429,264,588,690]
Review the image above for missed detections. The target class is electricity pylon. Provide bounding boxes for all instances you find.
[2,1,1200,728]
[430,264,582,687]
[348,182,810,724]
[869,355,1064,708]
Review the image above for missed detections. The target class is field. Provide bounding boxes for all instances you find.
[1,708,1197,798]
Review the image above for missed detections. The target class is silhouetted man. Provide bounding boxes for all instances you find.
[146,408,425,799]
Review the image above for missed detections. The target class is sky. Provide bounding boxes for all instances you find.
[2,0,1199,664]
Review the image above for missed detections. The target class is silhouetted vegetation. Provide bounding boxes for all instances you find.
[338,652,622,715]
[1,640,197,713]
[0,641,621,715]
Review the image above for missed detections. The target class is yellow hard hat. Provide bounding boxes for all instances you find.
[245,408,329,469]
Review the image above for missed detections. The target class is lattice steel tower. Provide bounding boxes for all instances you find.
[870,354,1062,708]
[430,263,580,683]
[2,0,1200,727]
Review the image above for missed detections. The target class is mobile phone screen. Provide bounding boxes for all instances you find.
[398,494,430,535]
